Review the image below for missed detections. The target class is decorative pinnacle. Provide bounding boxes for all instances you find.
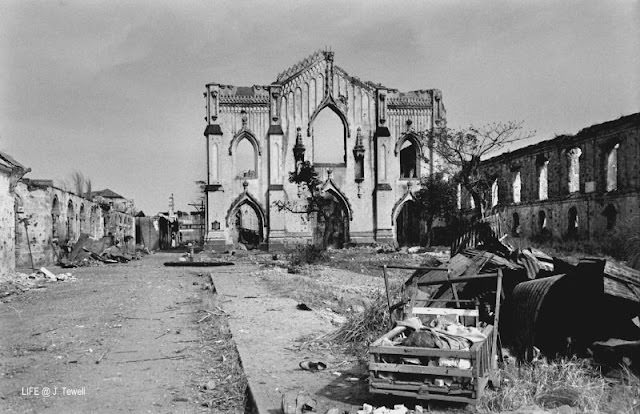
[241,110,248,127]
[242,180,249,191]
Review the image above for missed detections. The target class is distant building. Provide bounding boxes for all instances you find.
[476,113,640,240]
[202,50,446,250]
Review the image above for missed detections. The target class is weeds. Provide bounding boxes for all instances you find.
[287,245,328,273]
[480,358,640,413]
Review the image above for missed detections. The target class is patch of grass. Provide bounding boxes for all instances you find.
[480,358,640,413]
[287,245,328,273]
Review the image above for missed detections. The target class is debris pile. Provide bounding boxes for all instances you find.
[0,267,76,300]
[56,233,142,268]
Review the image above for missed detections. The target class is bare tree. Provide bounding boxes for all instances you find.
[66,171,93,198]
[428,121,534,219]
[273,161,340,249]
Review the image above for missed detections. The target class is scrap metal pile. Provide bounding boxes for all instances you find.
[404,222,640,373]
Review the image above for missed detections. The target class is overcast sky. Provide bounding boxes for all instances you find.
[1,0,638,214]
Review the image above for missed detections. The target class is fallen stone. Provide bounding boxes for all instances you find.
[39,267,57,281]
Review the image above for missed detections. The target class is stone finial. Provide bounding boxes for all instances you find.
[242,180,249,191]
[406,119,413,130]
[353,127,365,160]
[327,169,333,180]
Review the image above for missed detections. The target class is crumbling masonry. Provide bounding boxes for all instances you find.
[476,113,640,240]
[202,50,446,250]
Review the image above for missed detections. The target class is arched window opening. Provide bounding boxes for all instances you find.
[469,194,475,209]
[236,138,257,178]
[567,207,579,237]
[456,183,462,210]
[312,107,345,165]
[606,143,619,192]
[537,159,549,200]
[491,179,499,207]
[603,204,617,230]
[512,212,520,236]
[67,201,75,241]
[512,170,521,204]
[400,140,418,179]
[538,210,547,233]
[567,147,582,193]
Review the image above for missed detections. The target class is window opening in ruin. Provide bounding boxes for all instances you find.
[512,212,520,236]
[567,206,579,237]
[537,159,549,200]
[606,143,619,192]
[469,194,475,209]
[512,170,521,204]
[52,196,60,239]
[235,138,256,178]
[79,204,86,234]
[603,204,617,230]
[456,183,461,210]
[312,107,345,165]
[66,201,75,241]
[538,210,547,233]
[396,200,420,247]
[400,140,418,179]
[566,147,582,193]
[491,179,499,207]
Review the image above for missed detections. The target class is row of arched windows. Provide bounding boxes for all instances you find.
[511,204,617,237]
[210,108,424,183]
[486,144,620,208]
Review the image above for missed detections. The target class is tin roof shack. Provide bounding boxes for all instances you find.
[0,151,29,279]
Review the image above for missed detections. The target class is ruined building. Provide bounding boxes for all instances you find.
[0,150,136,276]
[476,113,640,241]
[202,50,446,249]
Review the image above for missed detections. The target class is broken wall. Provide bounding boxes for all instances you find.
[13,182,109,268]
[0,171,15,280]
[478,113,640,241]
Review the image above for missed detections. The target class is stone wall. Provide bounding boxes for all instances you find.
[13,180,135,268]
[0,172,15,280]
[477,113,640,241]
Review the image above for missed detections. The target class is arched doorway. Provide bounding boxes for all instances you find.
[230,202,263,249]
[66,200,75,242]
[316,191,350,249]
[52,196,61,239]
[79,204,86,234]
[396,200,420,247]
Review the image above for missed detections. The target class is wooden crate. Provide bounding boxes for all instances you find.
[368,323,494,404]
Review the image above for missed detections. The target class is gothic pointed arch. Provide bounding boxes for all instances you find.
[394,132,424,157]
[321,178,353,221]
[307,95,350,139]
[228,128,262,156]
[390,188,417,226]
[225,190,268,230]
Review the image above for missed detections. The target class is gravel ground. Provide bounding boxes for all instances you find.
[0,253,246,414]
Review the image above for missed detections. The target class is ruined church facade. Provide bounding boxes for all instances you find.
[202,51,445,250]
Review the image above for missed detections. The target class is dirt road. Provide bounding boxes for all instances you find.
[0,253,245,414]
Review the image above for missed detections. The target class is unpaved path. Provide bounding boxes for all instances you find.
[0,253,244,414]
